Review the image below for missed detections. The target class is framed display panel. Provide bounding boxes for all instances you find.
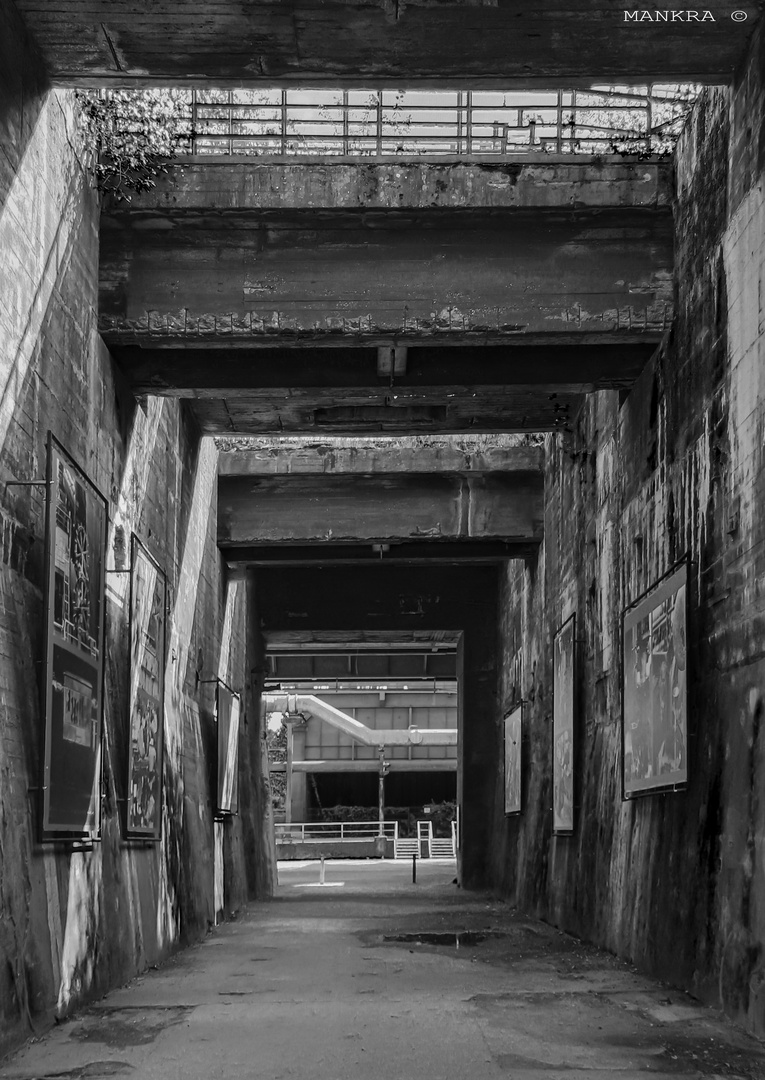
[552,613,576,834]
[622,562,688,798]
[126,536,167,839]
[504,704,523,816]
[217,681,241,815]
[41,434,108,840]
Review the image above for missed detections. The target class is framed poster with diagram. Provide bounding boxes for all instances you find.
[504,704,523,816]
[217,681,241,815]
[41,434,108,840]
[622,562,688,798]
[553,613,576,834]
[126,535,167,839]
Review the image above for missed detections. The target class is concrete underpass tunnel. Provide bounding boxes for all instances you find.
[218,435,544,886]
[243,561,502,889]
[6,0,765,1050]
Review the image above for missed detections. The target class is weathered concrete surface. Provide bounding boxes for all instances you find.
[117,159,674,213]
[218,473,544,545]
[3,862,765,1080]
[488,23,765,1039]
[217,435,544,477]
[0,4,275,1055]
[99,209,673,344]
[11,0,761,85]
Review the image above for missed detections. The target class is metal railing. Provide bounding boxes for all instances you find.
[180,86,696,160]
[275,820,399,842]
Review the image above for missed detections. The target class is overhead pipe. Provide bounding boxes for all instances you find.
[262,693,456,747]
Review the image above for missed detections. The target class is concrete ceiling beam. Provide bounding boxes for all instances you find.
[111,342,656,393]
[109,160,673,214]
[99,211,673,345]
[217,437,544,477]
[218,472,543,547]
[13,1,760,84]
[222,540,538,565]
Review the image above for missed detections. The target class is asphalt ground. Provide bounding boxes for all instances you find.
[2,859,765,1080]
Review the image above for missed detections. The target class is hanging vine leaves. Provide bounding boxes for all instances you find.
[76,89,191,202]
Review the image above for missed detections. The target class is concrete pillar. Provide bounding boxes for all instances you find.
[291,725,308,821]
[243,568,277,898]
[459,619,500,890]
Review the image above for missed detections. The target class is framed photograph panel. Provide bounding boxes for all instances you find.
[504,704,522,816]
[126,536,166,839]
[41,434,108,840]
[217,682,241,815]
[553,613,576,834]
[622,562,688,798]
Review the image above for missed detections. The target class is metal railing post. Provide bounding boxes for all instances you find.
[228,89,233,157]
[190,89,197,155]
[376,90,383,158]
[556,89,563,153]
[343,89,349,156]
[466,90,473,155]
[281,89,287,156]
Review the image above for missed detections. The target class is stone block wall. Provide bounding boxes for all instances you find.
[0,2,273,1055]
[490,25,765,1035]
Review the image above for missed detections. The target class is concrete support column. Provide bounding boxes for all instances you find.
[285,723,294,825]
[459,605,500,891]
[291,726,308,822]
[243,568,277,898]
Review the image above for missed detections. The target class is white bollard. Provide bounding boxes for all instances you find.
[319,856,326,885]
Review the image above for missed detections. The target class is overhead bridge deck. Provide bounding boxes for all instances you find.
[102,157,673,436]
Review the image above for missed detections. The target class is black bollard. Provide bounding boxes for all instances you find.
[412,852,417,884]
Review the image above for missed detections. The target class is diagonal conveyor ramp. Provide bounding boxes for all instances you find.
[262,693,456,748]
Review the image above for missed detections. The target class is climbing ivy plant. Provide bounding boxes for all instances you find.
[76,89,190,201]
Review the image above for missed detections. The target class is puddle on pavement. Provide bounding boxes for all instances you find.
[383,930,508,947]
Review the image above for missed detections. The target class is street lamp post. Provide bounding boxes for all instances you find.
[377,745,389,838]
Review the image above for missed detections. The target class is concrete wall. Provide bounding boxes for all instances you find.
[0,3,273,1054]
[490,26,765,1035]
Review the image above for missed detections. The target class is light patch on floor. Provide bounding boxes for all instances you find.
[292,882,346,888]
